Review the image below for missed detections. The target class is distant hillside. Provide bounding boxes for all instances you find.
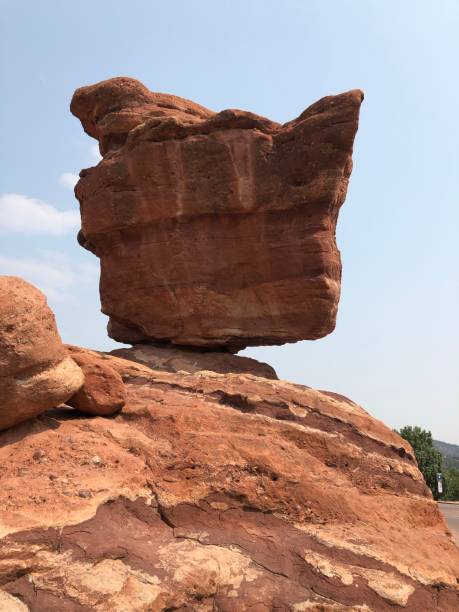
[434,440,459,469]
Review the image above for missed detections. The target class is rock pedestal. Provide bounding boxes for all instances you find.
[110,343,278,379]
[0,349,457,610]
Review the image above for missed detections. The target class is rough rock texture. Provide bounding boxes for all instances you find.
[71,77,363,349]
[0,348,457,610]
[110,343,277,379]
[66,346,126,415]
[0,277,84,431]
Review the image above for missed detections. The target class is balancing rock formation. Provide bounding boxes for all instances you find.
[71,77,363,348]
[0,80,457,610]
[0,349,458,610]
[0,276,84,431]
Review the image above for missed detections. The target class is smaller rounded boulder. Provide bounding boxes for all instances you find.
[0,276,84,431]
[66,347,126,416]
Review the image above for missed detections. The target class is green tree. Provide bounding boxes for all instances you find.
[444,467,459,501]
[397,426,443,499]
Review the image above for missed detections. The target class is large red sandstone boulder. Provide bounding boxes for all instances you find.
[0,276,84,431]
[71,77,363,349]
[0,348,457,610]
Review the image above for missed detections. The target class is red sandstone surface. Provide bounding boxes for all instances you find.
[0,348,457,610]
[71,77,363,349]
[67,346,127,416]
[0,276,83,431]
[110,343,278,379]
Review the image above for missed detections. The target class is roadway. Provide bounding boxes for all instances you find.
[439,502,459,545]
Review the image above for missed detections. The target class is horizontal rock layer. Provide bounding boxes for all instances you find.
[71,77,363,349]
[109,343,278,379]
[0,348,457,610]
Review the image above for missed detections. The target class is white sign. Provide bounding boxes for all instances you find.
[438,480,443,494]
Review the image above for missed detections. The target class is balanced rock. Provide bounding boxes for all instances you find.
[71,77,363,349]
[0,349,457,610]
[66,345,126,415]
[0,276,84,431]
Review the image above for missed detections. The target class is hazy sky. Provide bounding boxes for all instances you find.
[1,1,458,443]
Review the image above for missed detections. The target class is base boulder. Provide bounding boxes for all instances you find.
[0,348,457,610]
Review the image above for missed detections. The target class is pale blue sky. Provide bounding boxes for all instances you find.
[1,1,458,442]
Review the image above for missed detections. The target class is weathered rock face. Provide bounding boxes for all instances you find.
[66,345,126,415]
[0,348,457,610]
[110,343,278,379]
[0,276,84,431]
[71,77,363,349]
